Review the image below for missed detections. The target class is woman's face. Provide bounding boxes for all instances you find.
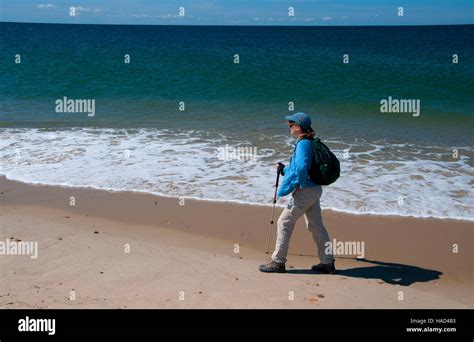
[288,121,302,137]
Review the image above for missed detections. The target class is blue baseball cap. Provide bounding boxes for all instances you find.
[284,112,312,131]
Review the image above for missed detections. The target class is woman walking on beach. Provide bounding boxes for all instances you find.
[259,112,336,274]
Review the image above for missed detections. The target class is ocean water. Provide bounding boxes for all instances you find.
[1,23,473,220]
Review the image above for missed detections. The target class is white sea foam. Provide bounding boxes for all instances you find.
[0,128,472,221]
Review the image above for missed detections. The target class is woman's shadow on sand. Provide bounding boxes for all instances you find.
[288,258,442,286]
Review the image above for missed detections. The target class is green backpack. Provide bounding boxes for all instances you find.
[306,137,340,185]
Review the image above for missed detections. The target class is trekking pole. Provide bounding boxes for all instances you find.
[265,164,282,254]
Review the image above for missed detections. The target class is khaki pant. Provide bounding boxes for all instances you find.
[272,186,334,264]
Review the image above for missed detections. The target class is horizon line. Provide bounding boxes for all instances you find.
[1,21,473,28]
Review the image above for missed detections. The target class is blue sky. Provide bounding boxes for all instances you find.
[0,0,472,25]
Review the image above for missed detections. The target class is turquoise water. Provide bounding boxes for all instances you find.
[0,23,473,220]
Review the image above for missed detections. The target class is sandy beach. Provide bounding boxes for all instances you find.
[0,175,472,309]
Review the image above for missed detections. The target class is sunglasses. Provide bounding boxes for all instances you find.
[288,121,297,128]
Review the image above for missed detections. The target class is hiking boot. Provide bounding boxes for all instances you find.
[259,261,286,273]
[311,261,336,274]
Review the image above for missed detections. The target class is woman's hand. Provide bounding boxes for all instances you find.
[276,162,285,175]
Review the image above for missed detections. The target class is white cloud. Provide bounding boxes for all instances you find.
[321,17,332,21]
[254,17,277,22]
[126,13,190,19]
[37,4,55,9]
[74,6,91,12]
[254,17,316,23]
[70,6,102,15]
[157,14,186,19]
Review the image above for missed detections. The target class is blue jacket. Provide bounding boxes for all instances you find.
[277,139,317,197]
